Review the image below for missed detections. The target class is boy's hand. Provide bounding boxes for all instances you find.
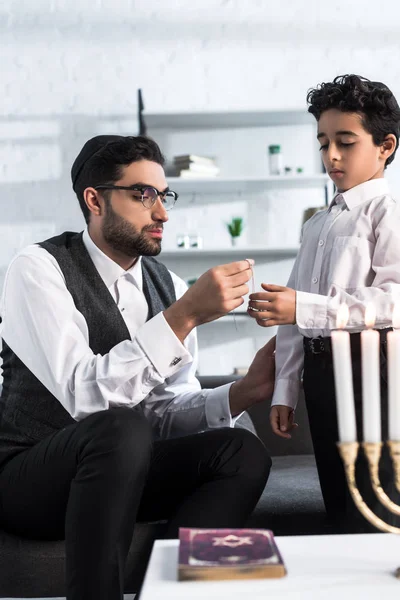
[247,284,296,327]
[270,405,298,439]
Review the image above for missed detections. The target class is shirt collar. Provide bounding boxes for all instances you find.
[330,178,390,211]
[82,228,143,290]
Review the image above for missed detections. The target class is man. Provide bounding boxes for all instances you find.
[0,135,274,600]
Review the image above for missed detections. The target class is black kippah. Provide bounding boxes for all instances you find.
[71,135,125,191]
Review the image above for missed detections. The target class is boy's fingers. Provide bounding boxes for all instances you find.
[261,283,286,292]
[249,292,274,301]
[270,411,291,439]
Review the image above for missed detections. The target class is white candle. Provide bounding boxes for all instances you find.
[331,303,357,443]
[388,303,400,441]
[361,304,381,443]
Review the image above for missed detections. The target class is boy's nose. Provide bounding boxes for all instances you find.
[326,144,341,163]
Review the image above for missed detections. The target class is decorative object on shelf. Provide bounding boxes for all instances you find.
[174,154,220,178]
[186,277,198,287]
[301,206,325,227]
[189,234,203,249]
[176,233,190,249]
[233,366,249,376]
[284,166,292,175]
[137,89,147,136]
[268,144,283,175]
[333,301,400,572]
[227,217,244,246]
[296,167,304,174]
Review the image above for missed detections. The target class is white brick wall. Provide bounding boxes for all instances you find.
[1,0,400,374]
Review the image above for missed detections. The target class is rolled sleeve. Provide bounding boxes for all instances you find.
[136,312,192,378]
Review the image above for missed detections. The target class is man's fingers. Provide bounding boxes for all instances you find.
[228,269,253,288]
[228,284,249,299]
[219,259,255,276]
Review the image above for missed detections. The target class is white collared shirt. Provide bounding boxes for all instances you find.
[272,178,400,410]
[0,229,234,437]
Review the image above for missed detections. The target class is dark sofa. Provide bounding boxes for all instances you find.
[0,376,329,597]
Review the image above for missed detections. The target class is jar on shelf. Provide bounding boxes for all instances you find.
[268,144,283,175]
[176,233,190,249]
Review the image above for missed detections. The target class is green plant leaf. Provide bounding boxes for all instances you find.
[227,217,243,237]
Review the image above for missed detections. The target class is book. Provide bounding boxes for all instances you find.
[176,163,220,176]
[179,168,220,179]
[178,528,287,581]
[174,154,216,166]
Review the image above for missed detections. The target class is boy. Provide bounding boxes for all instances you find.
[248,74,400,531]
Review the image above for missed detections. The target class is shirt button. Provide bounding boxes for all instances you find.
[312,277,318,284]
[220,417,226,422]
[306,319,314,328]
[318,240,324,246]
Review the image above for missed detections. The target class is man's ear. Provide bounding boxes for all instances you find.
[84,187,102,218]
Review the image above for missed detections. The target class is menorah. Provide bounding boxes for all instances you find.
[332,302,400,577]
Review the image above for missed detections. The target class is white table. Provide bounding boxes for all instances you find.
[140,533,400,599]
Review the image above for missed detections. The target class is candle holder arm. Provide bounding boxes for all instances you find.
[387,441,400,494]
[362,442,400,516]
[338,442,400,534]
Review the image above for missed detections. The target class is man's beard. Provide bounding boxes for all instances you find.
[102,200,162,257]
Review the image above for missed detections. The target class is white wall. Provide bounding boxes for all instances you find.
[1,0,400,374]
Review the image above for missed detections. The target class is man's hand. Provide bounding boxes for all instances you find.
[247,284,296,327]
[229,336,276,416]
[270,405,298,439]
[164,260,253,343]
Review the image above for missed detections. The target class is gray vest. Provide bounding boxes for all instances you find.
[0,232,176,464]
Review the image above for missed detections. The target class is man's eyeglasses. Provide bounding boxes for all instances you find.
[94,184,179,211]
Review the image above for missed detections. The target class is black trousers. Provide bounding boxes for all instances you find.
[303,331,400,532]
[0,408,271,600]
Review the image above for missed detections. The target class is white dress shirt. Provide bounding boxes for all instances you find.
[0,229,235,438]
[272,178,400,410]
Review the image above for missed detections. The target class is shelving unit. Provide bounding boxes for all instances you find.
[144,107,325,352]
[160,247,299,259]
[168,174,330,195]
[144,109,314,129]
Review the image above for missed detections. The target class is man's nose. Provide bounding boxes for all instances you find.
[152,197,169,222]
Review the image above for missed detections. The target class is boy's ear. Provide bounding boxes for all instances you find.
[380,134,397,161]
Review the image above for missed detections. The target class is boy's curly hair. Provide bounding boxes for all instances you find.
[307,74,400,166]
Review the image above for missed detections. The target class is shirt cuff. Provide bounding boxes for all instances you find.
[271,378,301,410]
[205,382,238,428]
[136,312,192,378]
[296,291,328,330]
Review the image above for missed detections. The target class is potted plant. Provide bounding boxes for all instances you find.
[227,217,244,246]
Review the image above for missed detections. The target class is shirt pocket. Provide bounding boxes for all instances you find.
[327,235,374,290]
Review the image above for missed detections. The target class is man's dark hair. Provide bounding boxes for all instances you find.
[307,74,400,167]
[74,136,165,223]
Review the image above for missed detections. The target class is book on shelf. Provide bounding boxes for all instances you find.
[176,162,220,176]
[178,527,287,581]
[174,154,216,166]
[179,169,219,179]
[173,153,220,177]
